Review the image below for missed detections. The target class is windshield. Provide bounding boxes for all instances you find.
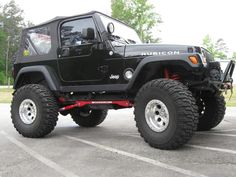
[99,14,142,46]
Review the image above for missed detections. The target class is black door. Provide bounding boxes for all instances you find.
[58,17,103,83]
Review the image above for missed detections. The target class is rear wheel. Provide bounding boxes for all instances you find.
[11,84,58,138]
[196,94,226,131]
[71,109,108,127]
[134,79,198,150]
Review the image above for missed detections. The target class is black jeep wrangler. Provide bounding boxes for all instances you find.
[11,11,235,150]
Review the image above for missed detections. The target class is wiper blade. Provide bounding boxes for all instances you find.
[127,39,136,44]
[110,34,129,44]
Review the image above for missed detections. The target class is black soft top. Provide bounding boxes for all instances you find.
[25,11,109,30]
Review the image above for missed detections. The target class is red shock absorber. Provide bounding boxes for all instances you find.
[164,68,180,80]
[170,74,180,80]
[164,68,170,79]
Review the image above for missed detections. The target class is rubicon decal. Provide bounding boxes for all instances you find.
[141,51,180,56]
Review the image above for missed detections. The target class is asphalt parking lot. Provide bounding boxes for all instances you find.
[0,103,236,177]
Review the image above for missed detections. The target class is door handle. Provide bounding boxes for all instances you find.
[98,65,108,73]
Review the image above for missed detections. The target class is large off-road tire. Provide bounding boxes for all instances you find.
[196,94,226,131]
[11,84,58,138]
[134,79,198,150]
[71,109,108,127]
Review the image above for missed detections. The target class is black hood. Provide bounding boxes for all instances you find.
[122,44,201,58]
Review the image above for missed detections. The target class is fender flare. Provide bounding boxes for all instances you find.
[14,65,60,91]
[126,53,203,90]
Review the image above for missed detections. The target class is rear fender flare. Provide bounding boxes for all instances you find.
[14,65,60,91]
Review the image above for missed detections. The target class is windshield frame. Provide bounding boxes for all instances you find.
[98,14,142,46]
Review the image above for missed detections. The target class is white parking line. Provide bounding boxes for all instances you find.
[187,144,236,155]
[212,128,236,132]
[0,131,79,177]
[197,132,236,137]
[122,133,236,155]
[65,135,208,177]
[124,133,140,138]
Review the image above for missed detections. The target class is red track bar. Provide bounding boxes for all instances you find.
[59,100,133,112]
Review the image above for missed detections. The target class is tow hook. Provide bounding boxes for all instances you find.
[222,82,233,99]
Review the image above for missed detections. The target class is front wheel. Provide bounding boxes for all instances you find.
[134,79,198,150]
[196,94,226,131]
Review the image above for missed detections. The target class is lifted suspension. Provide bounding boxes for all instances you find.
[164,68,180,80]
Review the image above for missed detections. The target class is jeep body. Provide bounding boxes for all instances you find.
[11,11,235,149]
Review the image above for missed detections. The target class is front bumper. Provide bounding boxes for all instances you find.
[222,60,235,83]
[189,60,235,92]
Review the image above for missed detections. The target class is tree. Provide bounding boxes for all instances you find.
[0,0,25,57]
[214,38,228,59]
[0,30,6,84]
[202,35,228,59]
[232,52,236,60]
[111,0,162,43]
[0,0,26,84]
[202,35,214,54]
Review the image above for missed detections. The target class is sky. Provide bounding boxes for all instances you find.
[1,0,236,56]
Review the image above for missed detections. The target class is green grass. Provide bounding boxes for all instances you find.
[224,87,236,107]
[0,87,235,106]
[0,88,13,103]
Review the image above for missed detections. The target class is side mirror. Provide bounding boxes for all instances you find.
[107,22,115,34]
[82,28,95,40]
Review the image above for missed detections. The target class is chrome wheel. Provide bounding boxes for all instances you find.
[19,99,37,124]
[145,99,169,132]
